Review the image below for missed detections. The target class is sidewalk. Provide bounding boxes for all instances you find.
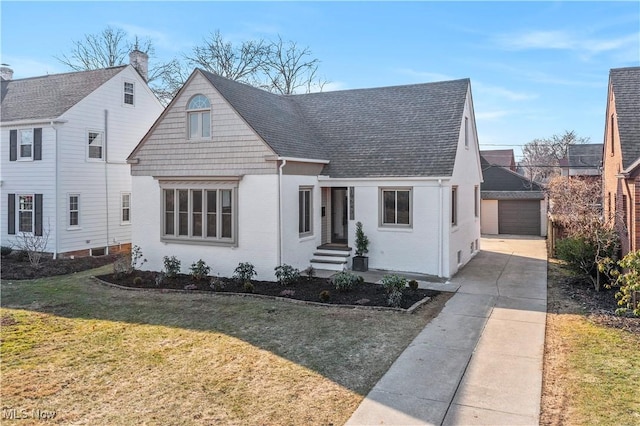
[346,236,547,425]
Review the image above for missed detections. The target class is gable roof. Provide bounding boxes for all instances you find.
[201,70,470,178]
[1,66,127,122]
[567,143,603,169]
[480,149,515,169]
[609,67,640,170]
[480,155,543,193]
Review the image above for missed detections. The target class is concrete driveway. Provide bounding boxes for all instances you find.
[346,236,548,425]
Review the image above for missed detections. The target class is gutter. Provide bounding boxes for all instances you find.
[277,158,287,266]
[52,121,60,259]
[438,179,444,278]
[104,109,110,254]
[1,118,67,127]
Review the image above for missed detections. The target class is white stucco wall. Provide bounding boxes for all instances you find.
[280,174,322,270]
[481,199,499,235]
[132,174,280,279]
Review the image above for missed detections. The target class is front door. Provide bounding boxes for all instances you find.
[331,188,348,244]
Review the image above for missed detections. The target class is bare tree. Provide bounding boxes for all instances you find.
[521,130,590,183]
[262,36,327,94]
[15,223,51,268]
[188,30,269,84]
[57,26,153,71]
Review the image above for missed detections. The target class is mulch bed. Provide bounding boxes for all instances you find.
[1,252,118,280]
[554,274,640,335]
[96,270,439,310]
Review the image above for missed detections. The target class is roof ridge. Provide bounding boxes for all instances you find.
[2,65,128,83]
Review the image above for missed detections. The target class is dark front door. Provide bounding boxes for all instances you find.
[331,187,348,244]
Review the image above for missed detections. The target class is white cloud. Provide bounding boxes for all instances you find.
[474,82,538,101]
[494,29,639,60]
[0,55,63,79]
[111,22,189,53]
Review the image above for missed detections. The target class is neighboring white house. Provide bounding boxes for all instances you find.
[128,69,482,279]
[1,52,164,257]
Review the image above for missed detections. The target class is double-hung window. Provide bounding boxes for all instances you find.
[20,129,33,159]
[451,186,458,226]
[299,187,312,236]
[380,188,412,227]
[187,94,211,139]
[88,131,104,160]
[69,194,80,227]
[18,195,34,233]
[162,182,236,244]
[124,81,135,105]
[121,193,131,224]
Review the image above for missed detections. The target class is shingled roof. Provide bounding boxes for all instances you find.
[610,67,640,170]
[480,155,543,198]
[567,143,603,169]
[480,149,515,170]
[1,66,127,122]
[201,70,470,178]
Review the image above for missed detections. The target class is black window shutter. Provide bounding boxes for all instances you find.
[34,128,42,160]
[9,130,17,161]
[35,194,43,236]
[8,194,15,234]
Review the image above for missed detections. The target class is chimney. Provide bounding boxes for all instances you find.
[0,66,14,81]
[129,50,148,82]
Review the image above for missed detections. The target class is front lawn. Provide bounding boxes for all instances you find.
[1,265,450,425]
[541,259,640,425]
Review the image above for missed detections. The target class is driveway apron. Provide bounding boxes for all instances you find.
[346,236,547,426]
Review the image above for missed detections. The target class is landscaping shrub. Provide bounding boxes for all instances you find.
[408,279,419,291]
[233,262,257,284]
[274,264,300,286]
[189,259,211,281]
[163,256,181,278]
[131,245,147,271]
[243,281,255,293]
[210,276,225,291]
[133,276,143,286]
[332,271,362,292]
[304,265,316,281]
[319,290,330,302]
[613,251,640,316]
[1,246,13,257]
[381,274,407,308]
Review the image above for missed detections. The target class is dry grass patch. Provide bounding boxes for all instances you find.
[542,259,640,426]
[1,266,450,425]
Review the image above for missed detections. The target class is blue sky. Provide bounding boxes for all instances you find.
[2,1,638,160]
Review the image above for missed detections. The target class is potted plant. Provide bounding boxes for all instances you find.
[352,221,369,272]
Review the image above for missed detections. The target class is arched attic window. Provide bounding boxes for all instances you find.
[187,94,211,139]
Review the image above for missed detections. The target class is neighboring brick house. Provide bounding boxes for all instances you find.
[1,52,164,258]
[602,67,640,255]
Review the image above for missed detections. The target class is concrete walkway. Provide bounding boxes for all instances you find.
[346,236,547,425]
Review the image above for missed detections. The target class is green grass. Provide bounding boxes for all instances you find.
[1,265,449,425]
[557,316,640,425]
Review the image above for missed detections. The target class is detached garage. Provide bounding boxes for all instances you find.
[480,157,547,237]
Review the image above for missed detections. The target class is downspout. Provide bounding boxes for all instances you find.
[278,159,287,266]
[104,109,110,254]
[52,122,59,259]
[438,179,443,278]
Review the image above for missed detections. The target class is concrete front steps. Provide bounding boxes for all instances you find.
[310,245,352,272]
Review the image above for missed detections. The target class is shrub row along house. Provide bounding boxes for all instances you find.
[1,52,164,257]
[127,69,482,279]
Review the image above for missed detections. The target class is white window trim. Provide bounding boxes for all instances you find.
[121,192,131,225]
[299,186,313,238]
[474,185,479,218]
[186,94,211,140]
[68,193,81,230]
[160,181,238,246]
[123,80,135,106]
[18,129,34,161]
[451,186,458,227]
[87,130,105,161]
[379,187,413,228]
[17,194,35,234]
